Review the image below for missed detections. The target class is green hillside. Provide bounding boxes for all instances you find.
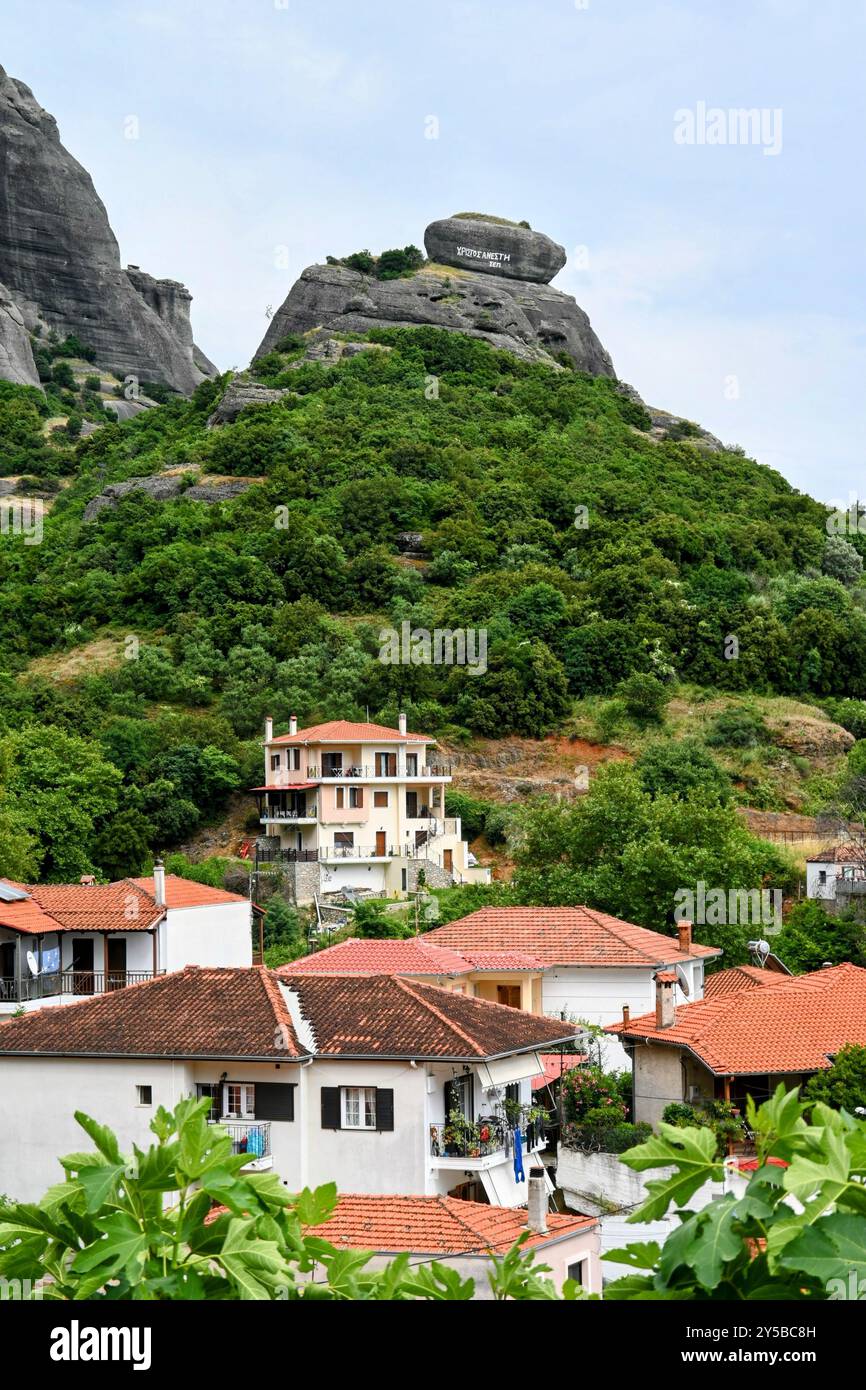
[1,326,864,882]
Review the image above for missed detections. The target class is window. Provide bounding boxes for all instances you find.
[334,831,354,849]
[335,787,345,809]
[342,1086,377,1129]
[196,1083,219,1116]
[373,790,389,808]
[349,787,363,808]
[270,753,281,771]
[223,1083,255,1118]
[406,754,418,777]
[290,748,301,770]
[136,1085,152,1107]
[322,753,343,776]
[567,1259,585,1287]
[321,1086,394,1131]
[819,870,827,885]
[496,985,521,1009]
[375,752,396,777]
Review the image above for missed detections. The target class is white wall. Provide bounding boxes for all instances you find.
[160,902,253,972]
[806,861,837,899]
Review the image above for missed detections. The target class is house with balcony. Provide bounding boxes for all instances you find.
[806,843,866,916]
[423,908,722,1070]
[608,962,866,1129]
[0,964,578,1207]
[0,862,253,1014]
[250,715,491,904]
[277,935,548,1011]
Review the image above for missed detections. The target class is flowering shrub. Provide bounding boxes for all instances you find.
[561,1067,628,1124]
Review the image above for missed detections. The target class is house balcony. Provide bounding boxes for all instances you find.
[0,969,160,1006]
[304,764,452,782]
[320,844,401,862]
[209,1120,273,1172]
[260,805,318,825]
[428,1116,547,1170]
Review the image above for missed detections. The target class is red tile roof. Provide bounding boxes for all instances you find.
[808,844,866,864]
[424,907,720,968]
[270,720,432,745]
[277,939,546,979]
[0,968,577,1062]
[609,963,866,1075]
[279,974,579,1058]
[0,874,246,936]
[704,965,793,1000]
[280,938,476,978]
[0,966,303,1058]
[306,1194,597,1255]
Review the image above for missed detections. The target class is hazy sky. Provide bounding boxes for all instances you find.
[4,0,864,501]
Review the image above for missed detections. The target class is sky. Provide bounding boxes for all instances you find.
[3,0,865,502]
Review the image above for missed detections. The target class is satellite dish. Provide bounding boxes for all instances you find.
[675,964,691,997]
[26,950,40,977]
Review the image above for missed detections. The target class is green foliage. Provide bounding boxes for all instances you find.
[261,896,305,967]
[803,1045,866,1112]
[617,673,669,727]
[705,706,769,748]
[511,762,794,948]
[773,900,866,973]
[352,899,404,939]
[636,738,731,803]
[605,1085,866,1300]
[444,789,510,844]
[0,1101,564,1300]
[336,245,425,279]
[661,1099,744,1158]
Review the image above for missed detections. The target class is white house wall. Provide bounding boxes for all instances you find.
[160,903,253,972]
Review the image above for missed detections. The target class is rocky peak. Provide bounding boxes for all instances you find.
[0,66,216,393]
[255,212,614,376]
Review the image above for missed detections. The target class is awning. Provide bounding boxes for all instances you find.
[476,1052,545,1090]
[249,783,318,792]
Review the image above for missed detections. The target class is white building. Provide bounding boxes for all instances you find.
[251,715,491,903]
[806,843,866,911]
[424,908,721,1070]
[0,965,578,1207]
[0,863,253,1014]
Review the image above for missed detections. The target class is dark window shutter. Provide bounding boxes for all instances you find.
[321,1087,341,1129]
[255,1082,295,1121]
[376,1088,394,1132]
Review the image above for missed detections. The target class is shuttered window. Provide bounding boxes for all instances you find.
[320,1086,394,1132]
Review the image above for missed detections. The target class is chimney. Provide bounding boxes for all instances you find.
[264,715,274,743]
[289,713,298,737]
[79,874,96,887]
[526,1168,548,1235]
[622,1004,630,1028]
[677,919,693,954]
[398,711,407,736]
[655,972,677,1029]
[153,858,166,908]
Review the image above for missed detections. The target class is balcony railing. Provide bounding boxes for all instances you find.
[322,844,400,860]
[429,1115,547,1161]
[210,1120,272,1162]
[0,970,158,1004]
[304,764,453,780]
[261,806,318,820]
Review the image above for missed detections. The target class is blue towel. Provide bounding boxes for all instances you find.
[246,1128,265,1158]
[513,1128,525,1183]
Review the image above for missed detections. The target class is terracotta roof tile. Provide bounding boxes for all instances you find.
[531,1053,587,1089]
[0,966,303,1059]
[425,907,720,968]
[280,974,579,1057]
[270,720,432,745]
[0,874,246,936]
[704,965,793,1000]
[610,963,866,1075]
[308,1194,597,1255]
[279,938,475,977]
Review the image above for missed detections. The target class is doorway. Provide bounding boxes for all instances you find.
[443,849,453,874]
[71,938,95,994]
[375,831,387,857]
[106,937,127,990]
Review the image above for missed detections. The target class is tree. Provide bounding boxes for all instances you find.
[353,899,403,938]
[0,1100,569,1300]
[636,739,731,804]
[772,900,866,973]
[804,1045,866,1112]
[617,672,669,727]
[604,1085,866,1300]
[262,896,304,967]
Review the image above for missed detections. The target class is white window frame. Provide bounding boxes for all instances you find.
[222,1082,255,1119]
[270,753,281,771]
[341,1086,377,1130]
[349,787,363,809]
[136,1085,153,1107]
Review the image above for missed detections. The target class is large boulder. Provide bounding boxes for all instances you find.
[255,261,615,376]
[0,66,215,393]
[0,279,39,386]
[424,214,566,283]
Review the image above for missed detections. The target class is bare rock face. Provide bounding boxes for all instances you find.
[255,258,615,376]
[0,66,215,393]
[424,214,566,283]
[207,377,293,427]
[83,473,253,521]
[0,278,39,386]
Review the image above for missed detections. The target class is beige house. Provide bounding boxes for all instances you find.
[251,715,491,903]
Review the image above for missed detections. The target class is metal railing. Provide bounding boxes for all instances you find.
[261,806,318,820]
[0,970,158,1004]
[429,1116,546,1160]
[322,844,399,860]
[210,1120,271,1160]
[305,764,453,780]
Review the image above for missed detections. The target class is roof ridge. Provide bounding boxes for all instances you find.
[258,966,300,1055]
[438,1195,501,1252]
[393,978,487,1056]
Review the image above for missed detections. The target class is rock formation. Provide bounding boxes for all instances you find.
[0,66,215,393]
[83,473,253,522]
[255,213,614,375]
[0,278,39,386]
